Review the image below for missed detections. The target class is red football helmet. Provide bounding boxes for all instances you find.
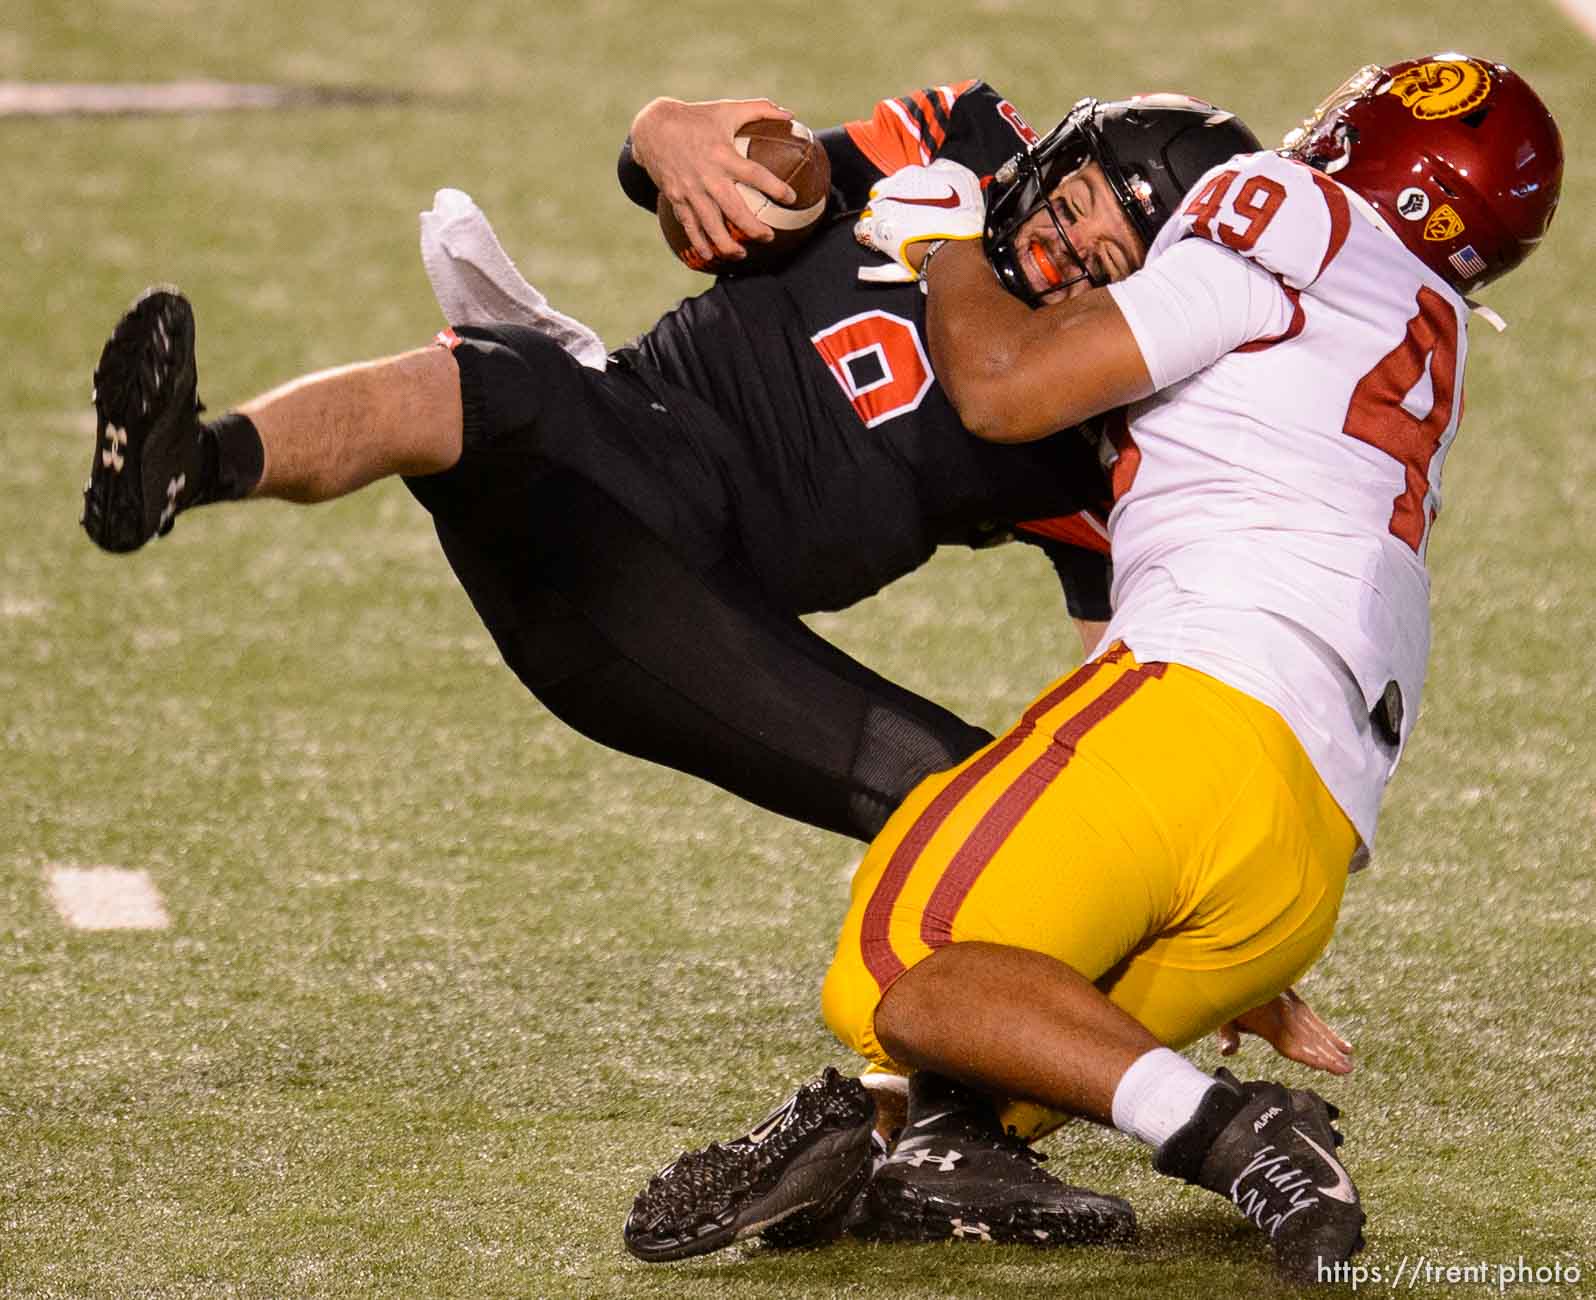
[1283,54,1563,293]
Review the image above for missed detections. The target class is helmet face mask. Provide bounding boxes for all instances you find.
[1281,64,1386,166]
[985,95,1262,306]
[983,104,1107,302]
[1026,191,1105,299]
[1283,54,1563,293]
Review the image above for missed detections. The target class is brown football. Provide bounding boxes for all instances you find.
[658,118,831,275]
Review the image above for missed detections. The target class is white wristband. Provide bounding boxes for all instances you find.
[917,239,950,295]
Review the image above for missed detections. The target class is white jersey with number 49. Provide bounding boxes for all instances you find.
[1102,149,1471,849]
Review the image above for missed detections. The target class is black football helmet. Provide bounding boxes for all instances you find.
[984,94,1262,303]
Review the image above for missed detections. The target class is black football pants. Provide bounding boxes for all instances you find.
[405,324,991,841]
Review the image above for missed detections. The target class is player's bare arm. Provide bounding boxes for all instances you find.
[628,97,797,263]
[924,242,1151,442]
[853,151,1157,440]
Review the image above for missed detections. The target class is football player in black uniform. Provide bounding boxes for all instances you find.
[82,83,1259,848]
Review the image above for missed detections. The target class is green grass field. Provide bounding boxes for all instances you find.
[4,2,1593,1296]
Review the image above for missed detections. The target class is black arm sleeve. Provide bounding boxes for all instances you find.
[817,126,884,212]
[1021,535,1113,622]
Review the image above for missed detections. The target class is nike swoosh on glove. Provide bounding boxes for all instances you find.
[854,158,986,284]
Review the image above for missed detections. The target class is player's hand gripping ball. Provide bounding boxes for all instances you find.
[658,119,832,275]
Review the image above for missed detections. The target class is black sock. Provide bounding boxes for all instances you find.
[197,411,265,503]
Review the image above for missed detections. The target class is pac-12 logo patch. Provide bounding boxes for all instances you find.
[1396,187,1430,221]
[1386,58,1493,121]
[1424,203,1466,242]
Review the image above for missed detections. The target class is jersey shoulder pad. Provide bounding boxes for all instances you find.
[1157,150,1352,291]
[845,80,1015,174]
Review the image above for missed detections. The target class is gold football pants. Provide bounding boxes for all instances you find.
[823,644,1356,1104]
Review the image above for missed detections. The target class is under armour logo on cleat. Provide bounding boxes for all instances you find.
[890,1139,963,1173]
[159,473,186,531]
[102,424,128,472]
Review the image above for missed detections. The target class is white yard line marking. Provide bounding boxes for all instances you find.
[1556,0,1596,39]
[47,866,171,931]
[0,81,409,118]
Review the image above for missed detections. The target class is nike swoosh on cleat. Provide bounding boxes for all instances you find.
[746,1100,795,1144]
[879,189,963,210]
[1293,1126,1357,1204]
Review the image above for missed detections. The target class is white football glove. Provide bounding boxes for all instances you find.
[854,158,985,284]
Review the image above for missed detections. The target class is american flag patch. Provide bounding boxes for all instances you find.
[1449,245,1488,279]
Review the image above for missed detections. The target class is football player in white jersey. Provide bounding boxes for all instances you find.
[628,56,1563,1280]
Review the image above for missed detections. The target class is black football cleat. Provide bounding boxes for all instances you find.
[862,1071,1136,1246]
[1154,1067,1365,1282]
[623,1068,877,1262]
[83,287,205,553]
